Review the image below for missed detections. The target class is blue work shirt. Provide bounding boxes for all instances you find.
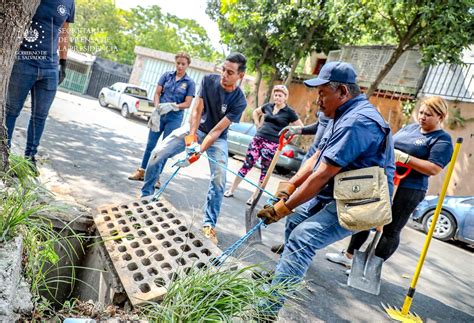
[17,0,75,68]
[158,71,196,106]
[308,95,395,208]
[198,74,247,139]
[394,123,453,191]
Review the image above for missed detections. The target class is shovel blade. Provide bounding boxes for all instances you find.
[347,249,383,295]
[245,205,262,244]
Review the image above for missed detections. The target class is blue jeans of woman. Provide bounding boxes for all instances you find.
[140,110,183,173]
[141,125,228,228]
[6,60,59,157]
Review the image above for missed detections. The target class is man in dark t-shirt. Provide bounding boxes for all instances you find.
[6,0,75,174]
[141,53,248,244]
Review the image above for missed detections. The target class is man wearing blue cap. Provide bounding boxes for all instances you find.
[255,61,395,318]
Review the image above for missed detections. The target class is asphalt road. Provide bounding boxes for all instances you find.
[11,91,474,322]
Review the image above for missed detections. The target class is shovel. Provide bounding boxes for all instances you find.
[244,131,294,244]
[347,162,413,295]
[348,228,383,295]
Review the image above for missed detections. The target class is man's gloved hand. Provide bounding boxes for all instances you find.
[257,200,292,225]
[159,102,177,115]
[279,126,303,139]
[394,149,411,164]
[175,153,200,168]
[58,59,67,85]
[170,102,179,111]
[186,141,201,155]
[275,181,296,201]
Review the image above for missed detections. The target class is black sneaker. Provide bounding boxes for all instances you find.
[270,244,284,255]
[25,156,40,177]
[251,269,274,283]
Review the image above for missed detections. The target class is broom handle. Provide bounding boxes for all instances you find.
[401,137,462,315]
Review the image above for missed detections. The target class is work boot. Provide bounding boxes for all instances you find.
[270,244,284,255]
[128,168,145,181]
[25,156,40,177]
[202,226,218,245]
[325,250,353,268]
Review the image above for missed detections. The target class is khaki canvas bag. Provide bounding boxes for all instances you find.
[333,165,392,231]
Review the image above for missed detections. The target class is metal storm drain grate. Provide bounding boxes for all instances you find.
[94,198,221,306]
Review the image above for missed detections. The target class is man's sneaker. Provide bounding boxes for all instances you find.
[270,244,284,255]
[325,250,352,268]
[202,226,218,245]
[154,179,161,189]
[128,168,145,181]
[345,269,351,276]
[251,269,274,283]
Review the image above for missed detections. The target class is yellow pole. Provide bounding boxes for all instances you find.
[401,137,463,315]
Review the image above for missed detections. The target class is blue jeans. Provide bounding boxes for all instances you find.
[140,111,183,171]
[141,125,228,228]
[260,201,352,315]
[6,60,58,157]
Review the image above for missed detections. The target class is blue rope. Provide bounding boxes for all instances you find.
[203,154,276,199]
[150,166,181,201]
[212,219,266,266]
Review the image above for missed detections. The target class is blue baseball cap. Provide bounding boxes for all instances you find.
[304,61,357,87]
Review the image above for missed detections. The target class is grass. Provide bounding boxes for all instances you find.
[140,262,300,322]
[1,154,90,318]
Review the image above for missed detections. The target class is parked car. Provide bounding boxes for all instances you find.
[411,195,474,244]
[227,122,306,174]
[98,82,154,118]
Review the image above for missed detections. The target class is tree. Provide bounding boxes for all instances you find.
[73,1,219,65]
[207,0,337,107]
[0,0,40,173]
[327,0,474,97]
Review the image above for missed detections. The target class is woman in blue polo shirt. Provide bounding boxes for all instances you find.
[128,52,196,183]
[326,96,454,268]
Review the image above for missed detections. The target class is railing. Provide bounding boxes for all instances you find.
[421,63,474,102]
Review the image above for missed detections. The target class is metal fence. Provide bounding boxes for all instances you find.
[85,58,132,98]
[59,60,92,94]
[420,63,474,102]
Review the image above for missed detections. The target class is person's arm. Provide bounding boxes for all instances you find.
[291,119,304,127]
[200,117,232,152]
[176,95,193,110]
[253,107,263,127]
[401,156,443,176]
[59,22,70,59]
[189,97,204,136]
[153,85,163,108]
[287,151,320,187]
[285,161,341,210]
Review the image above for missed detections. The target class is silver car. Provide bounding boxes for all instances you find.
[227,122,306,174]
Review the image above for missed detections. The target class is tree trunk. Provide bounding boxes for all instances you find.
[264,70,278,103]
[0,0,39,173]
[284,25,316,86]
[365,12,422,98]
[365,45,407,98]
[253,44,269,109]
[253,67,263,109]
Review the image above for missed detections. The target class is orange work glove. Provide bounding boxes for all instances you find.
[256,200,292,225]
[184,133,197,146]
[275,181,296,201]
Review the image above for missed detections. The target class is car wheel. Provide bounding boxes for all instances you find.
[275,166,291,175]
[99,94,108,107]
[422,210,456,241]
[121,103,130,118]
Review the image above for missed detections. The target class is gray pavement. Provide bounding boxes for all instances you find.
[11,91,474,322]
